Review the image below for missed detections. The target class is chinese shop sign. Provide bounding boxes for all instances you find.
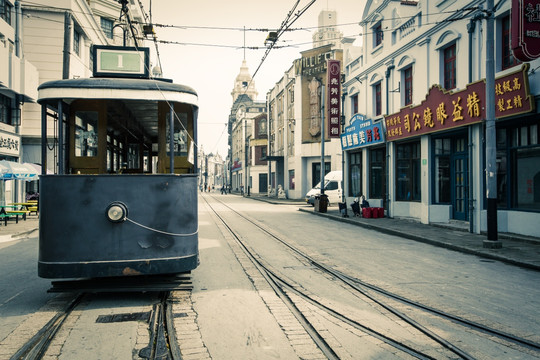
[327,59,341,138]
[0,132,20,157]
[341,114,385,151]
[384,64,534,141]
[512,0,540,61]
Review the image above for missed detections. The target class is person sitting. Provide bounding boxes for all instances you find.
[351,198,361,217]
[360,195,370,209]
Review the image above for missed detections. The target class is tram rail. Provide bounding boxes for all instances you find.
[203,194,447,359]
[204,193,540,359]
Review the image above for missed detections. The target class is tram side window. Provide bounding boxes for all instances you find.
[166,112,189,156]
[127,144,140,169]
[75,111,98,157]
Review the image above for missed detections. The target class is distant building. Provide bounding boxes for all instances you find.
[312,10,344,49]
[228,59,266,194]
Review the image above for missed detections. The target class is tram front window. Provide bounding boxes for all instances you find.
[75,111,98,157]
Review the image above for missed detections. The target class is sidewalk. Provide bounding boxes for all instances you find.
[0,216,39,241]
[247,194,540,272]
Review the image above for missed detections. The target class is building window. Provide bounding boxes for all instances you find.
[101,17,114,39]
[349,151,362,197]
[0,95,12,125]
[289,169,295,190]
[73,28,81,56]
[396,141,421,201]
[497,121,540,211]
[404,66,413,106]
[0,0,12,25]
[443,44,456,90]
[501,15,520,70]
[370,148,385,198]
[374,83,382,116]
[351,94,358,115]
[374,23,383,47]
[433,138,451,203]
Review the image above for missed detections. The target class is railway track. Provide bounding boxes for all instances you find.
[204,194,540,359]
[9,284,191,360]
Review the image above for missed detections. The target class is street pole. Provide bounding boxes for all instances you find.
[320,83,325,196]
[484,0,501,248]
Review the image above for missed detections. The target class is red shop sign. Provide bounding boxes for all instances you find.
[327,59,341,138]
[385,64,533,142]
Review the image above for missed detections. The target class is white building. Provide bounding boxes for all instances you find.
[0,0,39,204]
[341,0,540,238]
[19,0,144,172]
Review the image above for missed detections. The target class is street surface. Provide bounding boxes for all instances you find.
[0,195,538,359]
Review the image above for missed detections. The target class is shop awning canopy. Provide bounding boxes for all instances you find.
[0,161,39,180]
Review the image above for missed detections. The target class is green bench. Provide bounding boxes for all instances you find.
[0,210,29,225]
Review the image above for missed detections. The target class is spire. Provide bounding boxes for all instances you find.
[231,60,258,103]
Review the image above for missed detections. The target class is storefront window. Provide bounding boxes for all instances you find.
[498,121,540,211]
[434,138,451,203]
[370,148,385,198]
[75,111,98,157]
[349,152,362,197]
[396,141,421,201]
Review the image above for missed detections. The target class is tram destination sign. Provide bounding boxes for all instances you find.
[93,45,150,78]
[384,64,534,142]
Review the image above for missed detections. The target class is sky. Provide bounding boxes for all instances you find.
[141,0,366,157]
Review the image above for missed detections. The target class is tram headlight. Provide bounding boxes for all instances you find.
[106,202,128,223]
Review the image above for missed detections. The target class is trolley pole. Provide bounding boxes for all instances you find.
[483,0,501,248]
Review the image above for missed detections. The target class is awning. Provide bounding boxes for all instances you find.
[0,161,39,180]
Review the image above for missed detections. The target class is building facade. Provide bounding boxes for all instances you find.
[0,0,39,204]
[341,0,540,238]
[228,60,266,194]
[267,43,345,201]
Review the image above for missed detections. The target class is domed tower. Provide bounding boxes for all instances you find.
[231,59,258,103]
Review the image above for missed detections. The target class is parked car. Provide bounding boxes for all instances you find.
[305,171,342,206]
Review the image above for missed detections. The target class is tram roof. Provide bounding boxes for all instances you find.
[37,77,198,107]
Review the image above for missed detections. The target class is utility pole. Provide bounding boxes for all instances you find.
[483,0,501,248]
[320,83,325,197]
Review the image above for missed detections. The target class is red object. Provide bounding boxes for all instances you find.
[372,207,379,218]
[377,207,384,218]
[362,207,371,218]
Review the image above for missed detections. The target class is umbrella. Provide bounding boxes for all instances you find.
[0,160,39,180]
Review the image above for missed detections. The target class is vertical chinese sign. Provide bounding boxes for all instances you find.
[512,0,540,61]
[327,60,341,138]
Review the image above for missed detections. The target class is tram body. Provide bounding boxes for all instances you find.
[37,54,199,278]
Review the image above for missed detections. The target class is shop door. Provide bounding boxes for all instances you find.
[452,137,468,220]
[259,173,268,193]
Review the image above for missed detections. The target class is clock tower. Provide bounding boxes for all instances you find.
[231,59,258,103]
[312,10,343,49]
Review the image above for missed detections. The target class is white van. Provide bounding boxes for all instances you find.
[305,171,343,206]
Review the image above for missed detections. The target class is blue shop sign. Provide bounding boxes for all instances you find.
[341,114,385,151]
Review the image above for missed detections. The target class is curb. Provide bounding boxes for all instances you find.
[298,208,540,272]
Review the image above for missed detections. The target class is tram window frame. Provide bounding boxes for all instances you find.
[74,111,98,157]
[165,112,189,157]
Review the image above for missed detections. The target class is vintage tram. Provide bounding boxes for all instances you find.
[36,46,199,279]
